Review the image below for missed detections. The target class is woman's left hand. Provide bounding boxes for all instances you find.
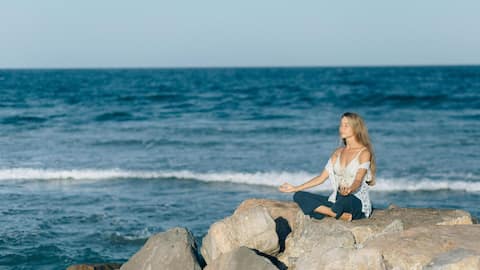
[339,186,351,196]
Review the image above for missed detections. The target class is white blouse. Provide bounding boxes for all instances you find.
[324,147,372,218]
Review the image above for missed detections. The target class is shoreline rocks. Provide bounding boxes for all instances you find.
[201,206,279,264]
[69,198,479,270]
[120,227,202,270]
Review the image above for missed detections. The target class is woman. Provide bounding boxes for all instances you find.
[279,112,376,221]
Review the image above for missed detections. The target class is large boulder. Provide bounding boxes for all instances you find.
[204,246,278,270]
[295,247,386,270]
[201,206,279,265]
[335,206,473,245]
[234,199,301,253]
[234,199,301,230]
[364,224,480,270]
[278,212,356,268]
[424,248,480,270]
[268,201,475,269]
[233,200,473,246]
[120,227,201,270]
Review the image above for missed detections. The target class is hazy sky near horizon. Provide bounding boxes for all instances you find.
[1,1,480,68]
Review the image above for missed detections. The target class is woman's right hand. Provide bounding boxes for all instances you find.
[278,182,298,193]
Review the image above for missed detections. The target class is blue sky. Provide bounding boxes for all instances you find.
[1,1,479,68]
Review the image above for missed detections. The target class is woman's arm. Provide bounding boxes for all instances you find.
[279,169,329,192]
[279,148,341,193]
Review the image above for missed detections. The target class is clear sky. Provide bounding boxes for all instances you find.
[1,0,480,68]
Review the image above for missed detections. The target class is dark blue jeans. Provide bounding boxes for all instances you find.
[293,191,365,220]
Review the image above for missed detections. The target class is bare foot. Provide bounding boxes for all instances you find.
[339,213,352,222]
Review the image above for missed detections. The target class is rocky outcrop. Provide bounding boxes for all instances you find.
[235,199,475,270]
[119,227,201,270]
[74,198,479,270]
[332,205,473,245]
[364,225,480,270]
[201,206,279,265]
[204,246,278,270]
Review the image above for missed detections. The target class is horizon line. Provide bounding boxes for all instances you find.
[1,63,479,70]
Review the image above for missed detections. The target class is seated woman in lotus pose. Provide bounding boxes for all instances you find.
[279,112,376,221]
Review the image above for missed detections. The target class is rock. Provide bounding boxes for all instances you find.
[234,199,301,231]
[368,207,473,227]
[332,207,473,245]
[234,199,472,247]
[201,206,279,265]
[66,263,122,270]
[363,225,480,270]
[252,198,476,269]
[234,199,301,253]
[295,247,386,270]
[277,212,356,268]
[120,227,201,270]
[204,246,279,270]
[424,248,480,270]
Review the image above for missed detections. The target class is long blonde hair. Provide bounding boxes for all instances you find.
[340,112,376,186]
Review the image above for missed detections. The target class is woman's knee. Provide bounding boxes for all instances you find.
[293,191,308,203]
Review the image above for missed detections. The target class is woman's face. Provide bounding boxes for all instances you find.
[339,117,355,139]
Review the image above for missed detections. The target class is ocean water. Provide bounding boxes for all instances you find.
[0,67,479,269]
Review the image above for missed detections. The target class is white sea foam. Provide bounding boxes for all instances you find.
[0,168,479,192]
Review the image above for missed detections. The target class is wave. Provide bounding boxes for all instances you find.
[108,230,150,244]
[1,115,48,125]
[0,168,479,192]
[94,112,141,122]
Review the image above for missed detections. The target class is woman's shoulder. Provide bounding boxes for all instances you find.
[359,148,372,162]
[330,147,344,159]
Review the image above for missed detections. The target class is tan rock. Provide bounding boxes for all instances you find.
[204,246,278,270]
[277,212,355,268]
[234,199,473,247]
[295,247,386,270]
[333,206,473,245]
[120,227,201,270]
[201,206,279,265]
[425,248,480,270]
[364,225,480,270]
[234,199,301,230]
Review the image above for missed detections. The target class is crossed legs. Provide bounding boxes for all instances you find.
[293,191,354,221]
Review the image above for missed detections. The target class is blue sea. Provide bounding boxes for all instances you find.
[0,67,479,269]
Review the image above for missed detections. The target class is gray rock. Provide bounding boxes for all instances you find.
[201,206,279,265]
[277,212,356,268]
[234,198,301,231]
[425,248,480,270]
[204,246,278,270]
[233,200,473,247]
[363,225,480,270]
[120,227,201,270]
[295,247,386,270]
[339,207,473,245]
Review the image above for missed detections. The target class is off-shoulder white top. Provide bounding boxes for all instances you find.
[324,147,372,217]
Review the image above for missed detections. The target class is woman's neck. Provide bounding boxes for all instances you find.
[344,137,363,149]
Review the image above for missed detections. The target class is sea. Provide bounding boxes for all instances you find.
[0,66,479,269]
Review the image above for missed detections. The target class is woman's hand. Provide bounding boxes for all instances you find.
[339,185,352,196]
[278,182,298,193]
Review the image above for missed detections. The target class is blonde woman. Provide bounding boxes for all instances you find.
[279,112,376,221]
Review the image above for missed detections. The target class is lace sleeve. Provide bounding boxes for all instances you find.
[325,158,333,171]
[358,161,370,170]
